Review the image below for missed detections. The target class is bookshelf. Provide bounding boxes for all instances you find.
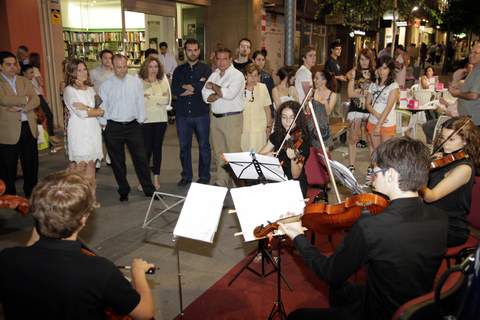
[63,29,147,66]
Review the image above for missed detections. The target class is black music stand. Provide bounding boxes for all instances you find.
[268,235,287,320]
[225,152,291,290]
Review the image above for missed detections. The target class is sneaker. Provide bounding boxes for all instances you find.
[177,178,191,187]
[348,165,355,173]
[365,167,374,187]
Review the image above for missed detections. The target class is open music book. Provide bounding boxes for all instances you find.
[316,153,365,194]
[223,152,287,182]
[230,180,305,242]
[173,183,228,243]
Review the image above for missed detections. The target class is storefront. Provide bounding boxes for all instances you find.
[59,0,207,70]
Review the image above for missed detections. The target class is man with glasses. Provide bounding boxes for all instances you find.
[450,42,480,126]
[279,137,448,320]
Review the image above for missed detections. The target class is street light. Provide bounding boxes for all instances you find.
[412,6,419,12]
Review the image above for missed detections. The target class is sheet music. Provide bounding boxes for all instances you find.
[173,183,228,243]
[316,153,364,194]
[223,152,287,182]
[230,180,305,242]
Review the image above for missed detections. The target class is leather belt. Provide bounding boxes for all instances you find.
[108,119,137,125]
[212,111,242,118]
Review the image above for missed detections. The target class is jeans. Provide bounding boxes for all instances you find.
[176,115,211,182]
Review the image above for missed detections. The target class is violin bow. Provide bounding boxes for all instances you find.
[431,118,471,156]
[307,100,342,204]
[275,87,314,157]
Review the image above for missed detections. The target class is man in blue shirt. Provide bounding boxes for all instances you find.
[100,54,156,201]
[172,39,212,185]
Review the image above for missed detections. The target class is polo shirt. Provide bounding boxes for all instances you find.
[0,237,140,320]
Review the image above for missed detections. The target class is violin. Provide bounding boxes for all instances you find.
[0,179,30,215]
[253,193,389,237]
[430,150,467,170]
[283,128,306,164]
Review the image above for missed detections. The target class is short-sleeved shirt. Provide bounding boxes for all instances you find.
[367,81,399,127]
[457,65,480,125]
[325,56,342,76]
[294,65,312,102]
[0,237,140,320]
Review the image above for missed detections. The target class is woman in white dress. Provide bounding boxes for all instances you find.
[63,59,104,207]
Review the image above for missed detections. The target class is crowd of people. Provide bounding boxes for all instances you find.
[1,36,480,319]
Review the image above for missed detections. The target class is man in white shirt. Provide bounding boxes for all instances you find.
[90,49,114,94]
[99,54,156,201]
[295,46,316,102]
[159,42,177,80]
[201,48,245,187]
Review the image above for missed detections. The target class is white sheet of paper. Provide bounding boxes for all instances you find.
[230,180,305,242]
[223,152,287,182]
[173,183,228,243]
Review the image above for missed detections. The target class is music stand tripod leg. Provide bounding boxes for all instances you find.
[268,235,287,320]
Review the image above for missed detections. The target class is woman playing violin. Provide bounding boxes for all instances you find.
[259,101,310,197]
[421,117,480,247]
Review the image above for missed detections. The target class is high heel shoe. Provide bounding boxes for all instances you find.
[153,175,160,190]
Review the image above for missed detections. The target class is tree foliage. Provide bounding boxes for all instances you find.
[312,0,427,29]
[438,0,480,34]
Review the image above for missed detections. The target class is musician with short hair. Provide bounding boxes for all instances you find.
[421,117,480,247]
[279,137,448,320]
[0,171,155,320]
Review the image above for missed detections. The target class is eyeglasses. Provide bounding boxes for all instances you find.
[368,167,388,177]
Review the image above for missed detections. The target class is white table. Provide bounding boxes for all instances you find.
[396,104,438,137]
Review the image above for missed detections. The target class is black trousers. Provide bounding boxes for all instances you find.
[104,120,155,196]
[287,283,365,320]
[142,122,167,175]
[0,122,38,197]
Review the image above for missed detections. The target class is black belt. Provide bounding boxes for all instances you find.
[108,119,137,125]
[212,111,242,118]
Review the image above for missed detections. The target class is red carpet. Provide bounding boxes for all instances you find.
[180,232,366,320]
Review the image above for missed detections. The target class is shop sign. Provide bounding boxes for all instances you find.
[51,9,61,25]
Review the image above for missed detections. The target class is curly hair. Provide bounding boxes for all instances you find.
[375,55,396,87]
[64,59,93,87]
[273,101,309,139]
[436,117,480,167]
[138,56,164,81]
[31,170,94,239]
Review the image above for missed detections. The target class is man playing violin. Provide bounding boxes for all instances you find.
[279,137,448,320]
[421,116,480,247]
[0,171,155,320]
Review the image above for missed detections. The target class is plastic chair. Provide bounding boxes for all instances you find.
[391,259,470,320]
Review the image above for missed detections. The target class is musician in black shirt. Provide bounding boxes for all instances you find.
[0,171,155,320]
[421,117,480,246]
[280,137,448,320]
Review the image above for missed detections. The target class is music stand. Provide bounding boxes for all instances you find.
[224,153,292,288]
